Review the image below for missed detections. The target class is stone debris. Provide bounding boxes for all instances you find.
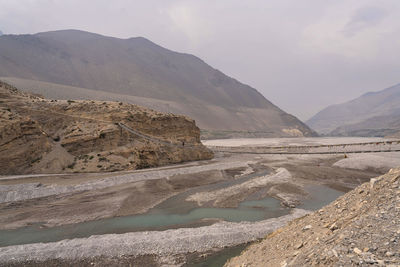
[0,209,310,264]
[0,160,250,203]
[226,168,400,266]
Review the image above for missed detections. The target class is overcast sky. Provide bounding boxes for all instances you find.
[1,0,399,120]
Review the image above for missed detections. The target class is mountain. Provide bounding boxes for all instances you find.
[0,31,3,36]
[0,29,315,138]
[307,83,400,136]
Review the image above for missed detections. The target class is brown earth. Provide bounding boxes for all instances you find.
[0,80,213,175]
[226,167,400,267]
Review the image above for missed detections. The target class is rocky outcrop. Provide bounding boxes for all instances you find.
[0,81,213,175]
[0,109,52,174]
[226,167,400,266]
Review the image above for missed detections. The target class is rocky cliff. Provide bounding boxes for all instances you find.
[226,167,400,266]
[0,81,213,175]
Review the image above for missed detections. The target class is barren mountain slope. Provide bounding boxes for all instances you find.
[0,30,315,137]
[307,83,400,135]
[330,114,400,137]
[0,81,212,175]
[226,167,400,267]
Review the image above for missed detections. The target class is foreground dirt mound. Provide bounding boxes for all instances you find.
[0,81,213,174]
[226,167,400,267]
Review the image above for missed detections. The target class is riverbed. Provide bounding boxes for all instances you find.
[0,137,399,266]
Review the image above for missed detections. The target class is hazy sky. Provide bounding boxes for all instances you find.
[1,0,400,120]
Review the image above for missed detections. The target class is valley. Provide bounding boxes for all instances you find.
[0,30,315,139]
[1,137,399,266]
[0,19,399,267]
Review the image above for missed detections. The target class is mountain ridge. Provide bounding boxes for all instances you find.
[307,83,400,136]
[0,29,315,138]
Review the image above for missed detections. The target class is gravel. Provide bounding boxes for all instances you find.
[0,159,254,203]
[0,209,310,264]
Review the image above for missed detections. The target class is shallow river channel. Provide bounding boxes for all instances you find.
[0,180,343,248]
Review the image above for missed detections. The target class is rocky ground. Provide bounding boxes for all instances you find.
[0,209,309,265]
[0,137,398,266]
[0,158,251,229]
[0,80,212,175]
[0,150,386,230]
[226,167,400,267]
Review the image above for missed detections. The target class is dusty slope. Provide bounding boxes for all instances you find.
[0,30,315,137]
[0,80,212,175]
[307,83,400,135]
[226,167,400,267]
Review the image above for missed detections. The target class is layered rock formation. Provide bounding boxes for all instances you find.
[226,167,400,266]
[0,81,213,175]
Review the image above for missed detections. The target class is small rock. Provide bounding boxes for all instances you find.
[376,259,385,265]
[370,178,378,188]
[385,251,394,257]
[296,242,304,249]
[280,261,288,267]
[354,248,362,255]
[303,225,312,231]
[329,223,338,231]
[363,247,369,252]
[365,258,377,264]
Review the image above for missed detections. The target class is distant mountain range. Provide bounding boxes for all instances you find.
[307,83,400,137]
[0,29,315,138]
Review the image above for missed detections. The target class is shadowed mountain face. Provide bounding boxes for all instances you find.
[0,29,315,138]
[307,84,400,137]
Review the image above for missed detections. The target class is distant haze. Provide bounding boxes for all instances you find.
[1,0,400,120]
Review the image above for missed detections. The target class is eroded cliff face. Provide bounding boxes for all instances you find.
[0,81,213,175]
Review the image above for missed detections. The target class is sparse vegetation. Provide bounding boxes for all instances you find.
[30,156,42,164]
[67,162,76,169]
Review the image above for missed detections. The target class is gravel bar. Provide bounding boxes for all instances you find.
[0,209,309,263]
